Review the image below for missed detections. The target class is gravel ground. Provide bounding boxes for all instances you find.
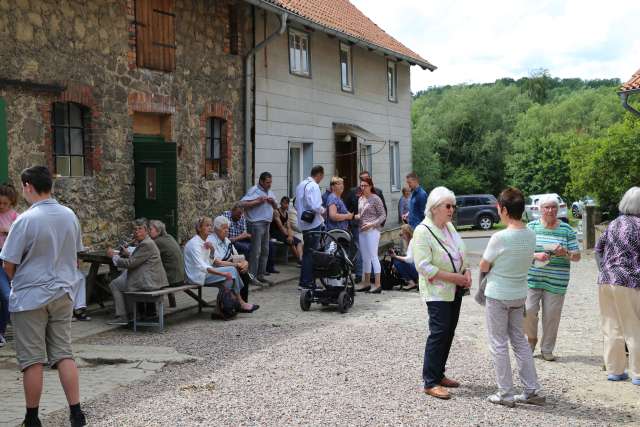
[44,254,638,426]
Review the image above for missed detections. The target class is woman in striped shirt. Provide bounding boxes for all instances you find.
[524,194,580,362]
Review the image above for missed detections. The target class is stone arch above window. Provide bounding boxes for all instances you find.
[200,102,233,178]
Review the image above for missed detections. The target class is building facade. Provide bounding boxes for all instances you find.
[247,0,435,225]
[0,0,250,246]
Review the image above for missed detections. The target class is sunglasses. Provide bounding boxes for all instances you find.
[441,203,456,210]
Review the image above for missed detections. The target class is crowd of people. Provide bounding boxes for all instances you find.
[1,163,639,426]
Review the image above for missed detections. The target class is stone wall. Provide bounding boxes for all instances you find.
[0,0,250,247]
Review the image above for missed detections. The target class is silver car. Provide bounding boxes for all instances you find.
[523,193,569,223]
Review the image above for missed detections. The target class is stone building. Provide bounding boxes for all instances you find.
[0,0,251,246]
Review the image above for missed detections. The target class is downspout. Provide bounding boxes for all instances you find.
[620,91,640,117]
[244,10,288,191]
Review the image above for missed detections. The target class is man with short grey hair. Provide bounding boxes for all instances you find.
[106,218,169,325]
[1,166,87,427]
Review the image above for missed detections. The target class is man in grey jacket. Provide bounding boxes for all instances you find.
[106,218,169,325]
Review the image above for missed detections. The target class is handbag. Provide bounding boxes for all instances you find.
[300,180,316,223]
[380,255,405,290]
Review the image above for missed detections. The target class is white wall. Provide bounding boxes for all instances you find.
[253,12,414,225]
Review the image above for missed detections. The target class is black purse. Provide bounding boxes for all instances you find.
[300,181,316,223]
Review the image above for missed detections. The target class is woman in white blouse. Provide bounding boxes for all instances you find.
[184,216,258,313]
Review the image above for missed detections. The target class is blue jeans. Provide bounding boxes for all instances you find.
[393,259,418,282]
[300,225,323,287]
[204,266,244,295]
[423,290,463,388]
[0,267,11,335]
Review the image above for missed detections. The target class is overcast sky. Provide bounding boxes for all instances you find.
[351,0,640,92]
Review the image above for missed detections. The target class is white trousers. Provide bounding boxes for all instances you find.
[599,284,640,378]
[359,229,381,274]
[71,270,87,310]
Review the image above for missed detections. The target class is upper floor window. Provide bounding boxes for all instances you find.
[389,141,400,191]
[387,60,397,102]
[135,0,176,72]
[205,117,227,177]
[52,102,86,177]
[289,29,310,77]
[228,3,240,55]
[340,42,353,92]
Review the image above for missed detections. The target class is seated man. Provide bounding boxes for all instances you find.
[184,216,257,313]
[223,204,278,276]
[106,218,169,325]
[149,219,185,287]
[71,269,91,321]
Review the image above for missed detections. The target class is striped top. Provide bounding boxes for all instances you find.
[526,220,579,295]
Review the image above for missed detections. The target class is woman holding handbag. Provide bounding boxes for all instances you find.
[354,176,386,293]
[412,186,471,400]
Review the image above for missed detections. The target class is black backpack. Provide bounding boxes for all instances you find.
[213,287,240,320]
[380,255,405,290]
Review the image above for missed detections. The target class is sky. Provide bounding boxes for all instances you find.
[350,0,640,92]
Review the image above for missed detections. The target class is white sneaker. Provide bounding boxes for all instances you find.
[0,334,6,347]
[514,392,546,406]
[487,393,515,408]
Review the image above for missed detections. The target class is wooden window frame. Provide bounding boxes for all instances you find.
[205,117,227,177]
[288,28,311,78]
[135,0,176,72]
[339,42,353,93]
[387,60,398,102]
[52,102,88,177]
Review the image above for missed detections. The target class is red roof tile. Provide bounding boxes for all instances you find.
[621,68,640,92]
[259,0,435,70]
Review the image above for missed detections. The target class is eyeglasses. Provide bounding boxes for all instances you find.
[542,206,558,211]
[441,203,456,210]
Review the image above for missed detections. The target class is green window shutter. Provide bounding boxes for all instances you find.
[0,98,8,183]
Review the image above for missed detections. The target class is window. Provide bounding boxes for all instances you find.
[387,60,397,102]
[389,141,400,191]
[135,0,176,72]
[359,144,372,174]
[288,142,313,197]
[340,42,353,92]
[52,102,86,177]
[205,117,227,177]
[289,29,310,76]
[228,3,240,55]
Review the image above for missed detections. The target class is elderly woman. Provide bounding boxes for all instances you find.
[524,194,580,362]
[207,215,257,308]
[149,220,185,287]
[326,177,354,231]
[354,176,386,293]
[271,197,303,261]
[479,187,544,407]
[412,186,471,400]
[184,216,258,313]
[390,224,419,291]
[595,187,640,385]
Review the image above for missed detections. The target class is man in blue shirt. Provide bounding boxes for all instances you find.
[405,172,428,229]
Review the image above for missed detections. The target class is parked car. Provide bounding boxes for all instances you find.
[523,193,568,223]
[571,196,596,218]
[454,194,499,230]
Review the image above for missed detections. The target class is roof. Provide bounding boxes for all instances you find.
[252,0,436,70]
[620,68,640,92]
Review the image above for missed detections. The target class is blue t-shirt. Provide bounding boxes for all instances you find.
[325,193,349,231]
[408,186,428,228]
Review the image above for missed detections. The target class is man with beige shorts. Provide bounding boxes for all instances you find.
[0,166,87,427]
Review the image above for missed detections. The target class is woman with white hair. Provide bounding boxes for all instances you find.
[595,187,640,385]
[184,216,258,313]
[524,194,580,361]
[412,186,471,400]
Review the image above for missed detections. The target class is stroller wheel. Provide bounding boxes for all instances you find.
[338,290,353,313]
[300,290,312,311]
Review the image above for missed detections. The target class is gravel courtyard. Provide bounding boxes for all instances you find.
[45,255,638,426]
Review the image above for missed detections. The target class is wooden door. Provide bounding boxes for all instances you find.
[133,134,178,238]
[335,139,357,193]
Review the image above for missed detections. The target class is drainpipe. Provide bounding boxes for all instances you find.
[620,90,640,117]
[244,10,288,191]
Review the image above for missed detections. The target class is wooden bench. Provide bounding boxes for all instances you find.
[270,239,291,263]
[124,283,218,332]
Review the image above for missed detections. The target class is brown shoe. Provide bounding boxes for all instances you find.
[440,377,460,388]
[423,385,451,400]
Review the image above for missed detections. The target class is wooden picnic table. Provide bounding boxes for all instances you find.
[77,251,120,306]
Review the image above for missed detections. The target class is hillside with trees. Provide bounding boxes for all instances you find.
[411,71,640,214]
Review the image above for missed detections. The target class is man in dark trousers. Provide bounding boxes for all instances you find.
[345,170,387,282]
[1,166,87,427]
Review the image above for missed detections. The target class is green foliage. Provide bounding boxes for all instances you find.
[412,74,636,207]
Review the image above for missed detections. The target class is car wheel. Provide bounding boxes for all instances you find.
[572,206,581,218]
[477,215,494,231]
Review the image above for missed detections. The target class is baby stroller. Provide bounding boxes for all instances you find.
[299,229,356,313]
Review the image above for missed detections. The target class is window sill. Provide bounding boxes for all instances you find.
[204,172,230,182]
[290,71,312,79]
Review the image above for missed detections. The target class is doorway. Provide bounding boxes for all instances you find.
[335,136,357,192]
[133,134,178,238]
